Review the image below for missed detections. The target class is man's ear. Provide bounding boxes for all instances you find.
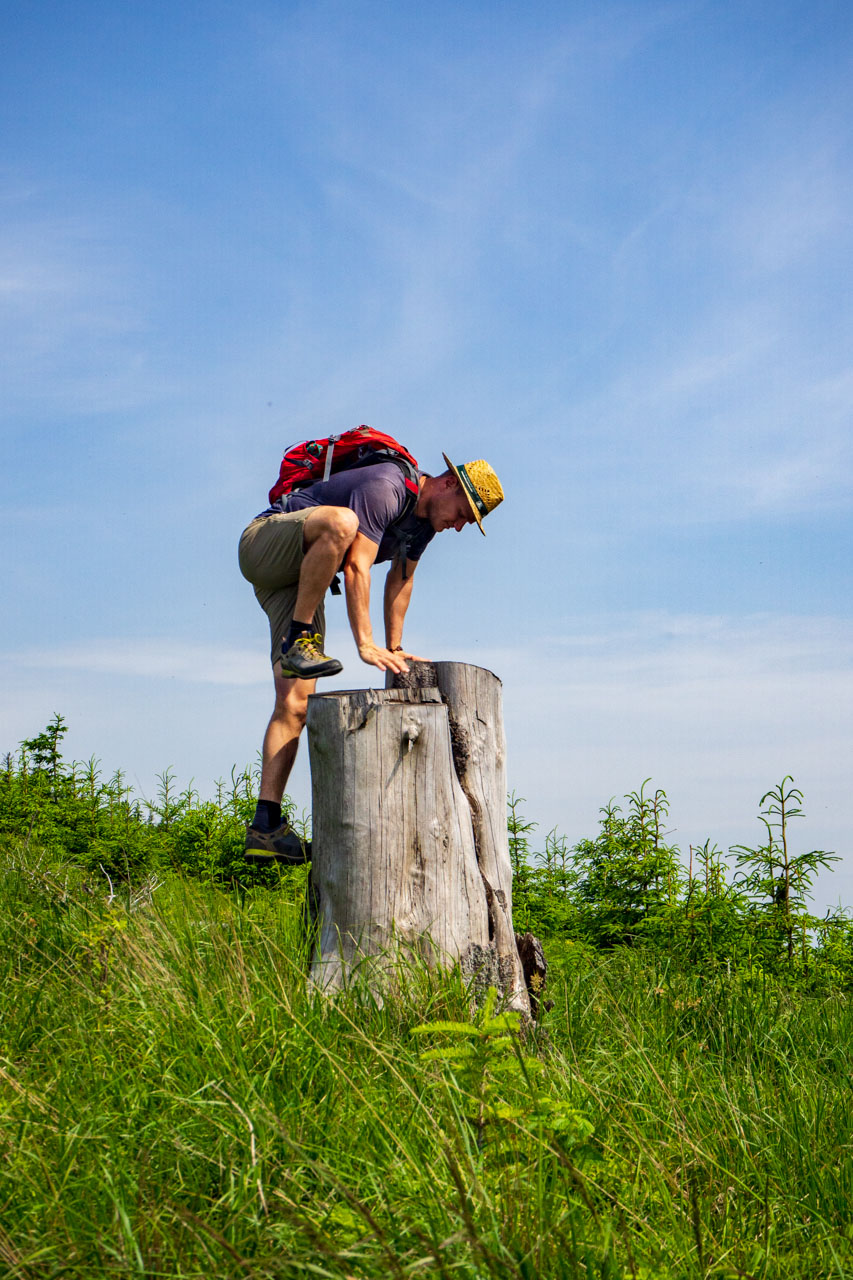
[443,472,457,490]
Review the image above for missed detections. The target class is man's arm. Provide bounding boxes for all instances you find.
[342,533,409,674]
[383,557,427,659]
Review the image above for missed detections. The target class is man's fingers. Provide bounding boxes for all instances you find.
[362,646,409,674]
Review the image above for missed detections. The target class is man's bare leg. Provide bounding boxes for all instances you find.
[253,508,355,797]
[245,672,316,862]
[259,671,315,803]
[291,505,360,626]
[246,505,359,858]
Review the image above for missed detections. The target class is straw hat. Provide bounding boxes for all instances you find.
[442,453,504,535]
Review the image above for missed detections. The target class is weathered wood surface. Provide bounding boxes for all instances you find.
[388,663,531,1011]
[305,663,532,1014]
[306,684,489,993]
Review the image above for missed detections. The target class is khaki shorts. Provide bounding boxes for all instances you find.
[238,510,326,668]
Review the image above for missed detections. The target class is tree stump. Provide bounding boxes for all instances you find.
[305,661,532,1014]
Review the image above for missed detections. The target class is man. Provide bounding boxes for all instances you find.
[238,443,504,861]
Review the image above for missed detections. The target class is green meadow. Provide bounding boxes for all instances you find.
[1,718,852,1278]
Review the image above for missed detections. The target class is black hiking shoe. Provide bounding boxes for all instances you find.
[244,822,311,865]
[280,633,343,680]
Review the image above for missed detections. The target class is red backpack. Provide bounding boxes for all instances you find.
[268,425,420,506]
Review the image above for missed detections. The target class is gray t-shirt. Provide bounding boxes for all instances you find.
[260,461,436,565]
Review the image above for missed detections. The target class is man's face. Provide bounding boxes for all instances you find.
[429,478,476,533]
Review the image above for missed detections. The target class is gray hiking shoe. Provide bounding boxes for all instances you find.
[280,633,343,680]
[244,822,311,865]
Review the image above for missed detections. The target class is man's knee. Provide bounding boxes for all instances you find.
[273,679,312,725]
[305,505,359,550]
[330,506,359,540]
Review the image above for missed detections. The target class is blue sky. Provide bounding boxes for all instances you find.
[3,0,852,905]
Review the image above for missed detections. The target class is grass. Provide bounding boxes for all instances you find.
[1,838,852,1279]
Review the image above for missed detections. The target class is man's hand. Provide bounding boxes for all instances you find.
[357,642,413,674]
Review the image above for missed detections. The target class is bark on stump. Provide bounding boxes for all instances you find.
[305,661,532,1013]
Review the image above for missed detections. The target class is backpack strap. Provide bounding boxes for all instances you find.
[321,435,340,483]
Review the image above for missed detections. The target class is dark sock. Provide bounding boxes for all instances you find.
[285,619,315,649]
[252,800,282,832]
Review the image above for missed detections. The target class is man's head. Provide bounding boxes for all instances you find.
[418,457,504,534]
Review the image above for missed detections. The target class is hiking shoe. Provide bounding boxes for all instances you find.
[280,633,343,680]
[244,822,311,865]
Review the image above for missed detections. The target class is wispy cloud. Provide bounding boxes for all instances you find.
[724,135,850,275]
[8,640,270,687]
[247,2,696,431]
[555,301,853,522]
[0,193,174,418]
[455,611,853,699]
[423,612,853,900]
[13,612,849,691]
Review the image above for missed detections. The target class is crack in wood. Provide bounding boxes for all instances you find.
[371,663,540,1015]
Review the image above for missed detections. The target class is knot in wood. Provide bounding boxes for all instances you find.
[402,717,422,754]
